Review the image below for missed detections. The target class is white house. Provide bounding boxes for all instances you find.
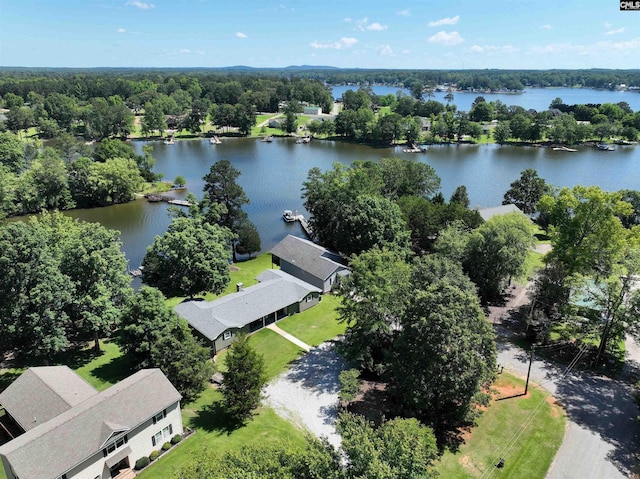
[0,367,183,479]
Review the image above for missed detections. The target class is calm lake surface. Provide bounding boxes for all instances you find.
[62,138,640,274]
[331,86,640,112]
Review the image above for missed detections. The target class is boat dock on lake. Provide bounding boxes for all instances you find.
[168,199,192,207]
[283,210,313,238]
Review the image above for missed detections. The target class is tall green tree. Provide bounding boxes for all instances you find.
[388,282,496,442]
[222,333,267,423]
[119,286,176,367]
[463,212,535,302]
[142,216,232,298]
[202,159,253,261]
[235,218,261,258]
[337,412,439,479]
[0,221,72,358]
[539,186,633,278]
[339,247,412,372]
[502,168,550,215]
[150,319,214,402]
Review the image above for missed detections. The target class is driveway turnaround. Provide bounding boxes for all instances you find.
[264,342,345,448]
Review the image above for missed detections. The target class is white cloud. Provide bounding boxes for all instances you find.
[310,37,358,49]
[378,44,394,56]
[428,31,463,46]
[541,24,552,30]
[428,15,459,27]
[236,32,248,39]
[354,17,387,31]
[604,21,612,29]
[367,22,388,31]
[471,44,519,54]
[343,17,352,23]
[116,28,127,33]
[125,1,155,9]
[606,28,625,35]
[397,8,411,16]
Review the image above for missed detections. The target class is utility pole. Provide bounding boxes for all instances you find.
[524,344,534,395]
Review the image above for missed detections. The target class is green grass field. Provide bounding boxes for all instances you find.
[137,388,307,478]
[277,294,346,346]
[436,373,566,479]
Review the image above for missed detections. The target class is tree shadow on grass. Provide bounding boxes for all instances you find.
[190,401,244,435]
[89,353,133,386]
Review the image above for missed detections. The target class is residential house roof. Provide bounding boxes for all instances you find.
[174,269,321,341]
[0,366,98,432]
[0,369,181,479]
[476,204,526,222]
[270,235,348,281]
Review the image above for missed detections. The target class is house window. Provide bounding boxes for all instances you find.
[153,410,166,424]
[163,424,173,438]
[306,294,313,302]
[151,431,163,447]
[223,330,232,340]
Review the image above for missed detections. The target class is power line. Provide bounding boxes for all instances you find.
[478,343,589,479]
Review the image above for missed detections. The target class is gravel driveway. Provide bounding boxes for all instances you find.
[264,341,346,448]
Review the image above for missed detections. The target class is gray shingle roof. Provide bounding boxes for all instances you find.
[476,204,526,222]
[0,366,98,431]
[174,269,321,341]
[0,369,181,479]
[270,235,348,281]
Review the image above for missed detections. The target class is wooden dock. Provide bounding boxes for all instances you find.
[294,214,314,238]
[168,199,192,207]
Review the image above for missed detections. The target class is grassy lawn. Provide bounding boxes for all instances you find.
[277,294,346,346]
[165,253,275,308]
[138,181,173,195]
[74,340,130,391]
[436,373,565,479]
[137,387,308,478]
[215,328,304,382]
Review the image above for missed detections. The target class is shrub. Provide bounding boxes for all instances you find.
[149,450,160,461]
[162,441,171,451]
[171,434,182,444]
[135,456,150,470]
[338,368,361,405]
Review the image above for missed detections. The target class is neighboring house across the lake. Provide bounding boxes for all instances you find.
[270,235,350,293]
[476,204,528,222]
[175,269,322,354]
[0,367,182,479]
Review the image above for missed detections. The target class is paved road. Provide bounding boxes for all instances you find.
[497,340,639,479]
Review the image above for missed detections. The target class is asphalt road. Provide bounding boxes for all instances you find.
[497,340,639,479]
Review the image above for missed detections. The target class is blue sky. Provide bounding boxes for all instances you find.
[0,0,638,69]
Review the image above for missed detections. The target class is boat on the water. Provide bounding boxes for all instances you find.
[261,136,274,142]
[210,136,222,145]
[163,137,175,145]
[283,210,297,222]
[552,146,577,152]
[596,143,615,151]
[296,136,311,144]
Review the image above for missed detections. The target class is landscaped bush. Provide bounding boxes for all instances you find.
[162,441,171,451]
[149,449,160,461]
[171,434,182,444]
[135,456,150,470]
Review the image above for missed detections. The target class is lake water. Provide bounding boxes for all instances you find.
[59,138,640,275]
[331,86,640,112]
